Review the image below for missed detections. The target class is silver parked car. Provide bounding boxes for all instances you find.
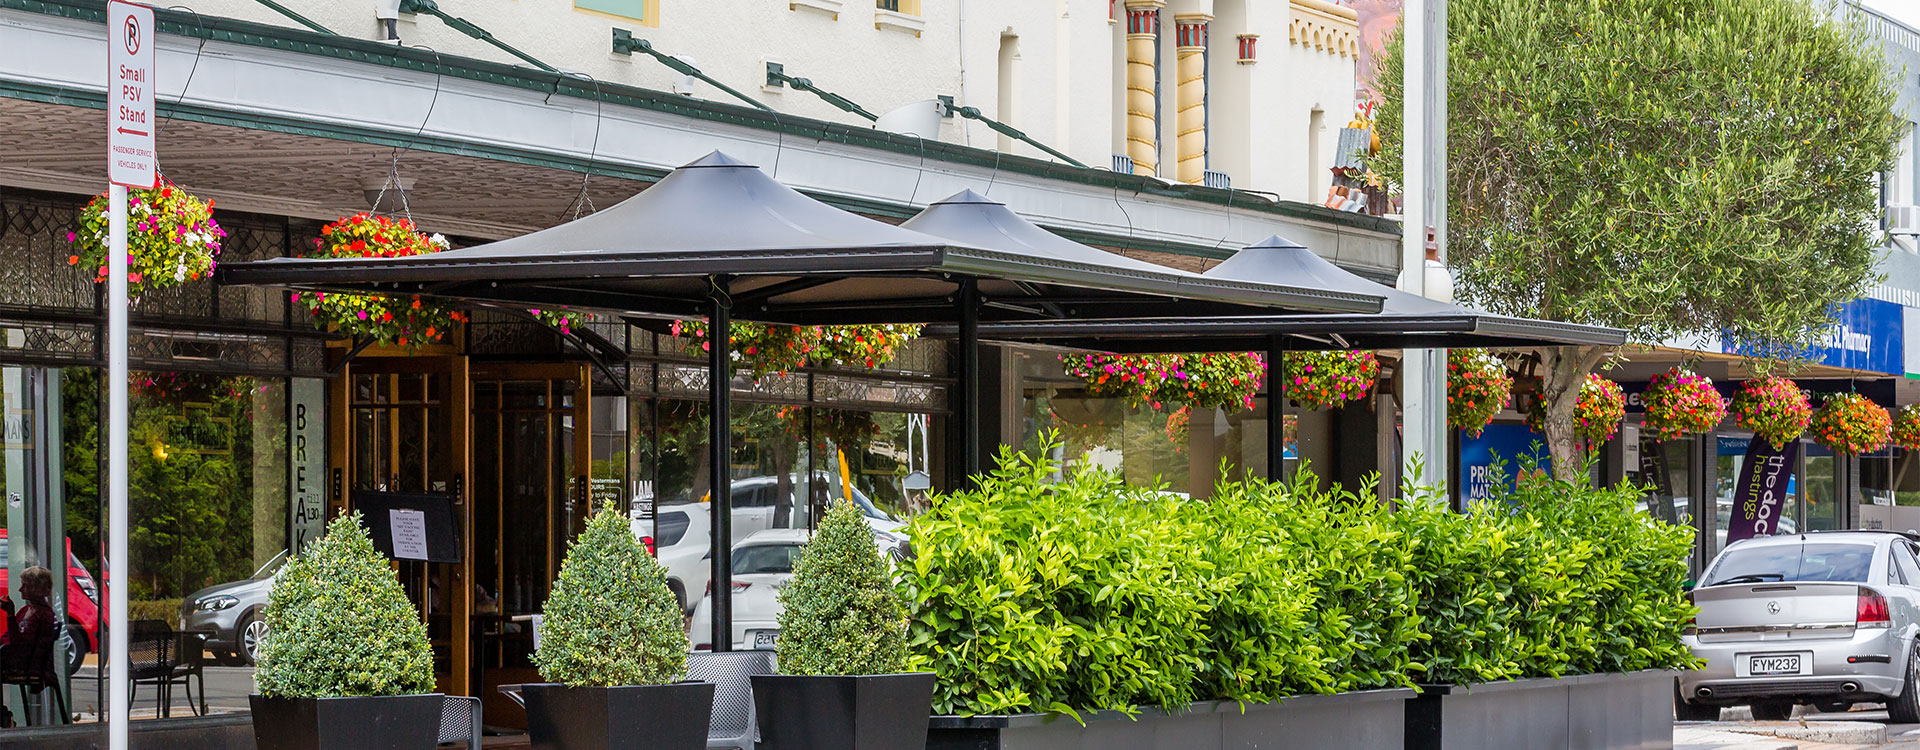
[180,551,285,666]
[1678,531,1920,721]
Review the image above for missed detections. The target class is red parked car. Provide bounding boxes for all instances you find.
[0,531,100,675]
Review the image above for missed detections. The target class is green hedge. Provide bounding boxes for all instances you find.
[899,443,1697,717]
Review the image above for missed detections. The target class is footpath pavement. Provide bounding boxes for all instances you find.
[1676,705,1920,750]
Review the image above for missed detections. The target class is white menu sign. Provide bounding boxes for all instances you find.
[389,508,430,560]
[107,0,157,188]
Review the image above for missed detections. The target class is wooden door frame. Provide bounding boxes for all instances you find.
[329,354,473,697]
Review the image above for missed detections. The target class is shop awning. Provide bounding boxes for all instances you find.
[217,153,1382,323]
[925,235,1625,351]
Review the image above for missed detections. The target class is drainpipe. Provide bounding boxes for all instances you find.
[1124,0,1164,176]
[1173,13,1210,183]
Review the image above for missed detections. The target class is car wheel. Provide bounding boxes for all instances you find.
[1750,700,1794,721]
[1814,700,1853,714]
[238,612,268,666]
[1889,647,1920,724]
[668,580,687,614]
[1675,685,1720,721]
[61,623,88,676]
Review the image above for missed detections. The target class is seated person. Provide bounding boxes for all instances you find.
[2,566,59,690]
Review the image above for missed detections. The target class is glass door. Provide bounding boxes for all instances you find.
[469,363,591,728]
[342,357,467,695]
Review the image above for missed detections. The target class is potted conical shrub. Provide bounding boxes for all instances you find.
[525,508,713,750]
[752,499,934,750]
[251,512,440,750]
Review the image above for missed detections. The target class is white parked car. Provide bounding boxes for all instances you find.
[636,502,712,613]
[688,528,903,651]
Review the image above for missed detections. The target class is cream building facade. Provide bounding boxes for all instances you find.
[190,0,1363,200]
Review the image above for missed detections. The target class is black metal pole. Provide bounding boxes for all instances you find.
[1267,336,1287,482]
[707,278,733,652]
[959,280,982,485]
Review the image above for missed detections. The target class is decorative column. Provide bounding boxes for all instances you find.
[1125,0,1163,176]
[1174,14,1210,184]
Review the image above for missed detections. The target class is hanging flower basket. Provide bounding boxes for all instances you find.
[68,180,224,298]
[1893,405,1920,451]
[1058,353,1266,412]
[1527,373,1626,448]
[1642,367,1727,441]
[1447,349,1512,438]
[1810,393,1891,456]
[294,214,463,349]
[1730,376,1812,450]
[669,322,922,379]
[809,324,925,370]
[1164,405,1192,450]
[1283,350,1379,411]
[778,405,880,451]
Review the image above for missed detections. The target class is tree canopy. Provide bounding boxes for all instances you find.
[1373,0,1902,474]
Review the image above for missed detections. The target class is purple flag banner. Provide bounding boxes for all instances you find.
[1726,439,1798,544]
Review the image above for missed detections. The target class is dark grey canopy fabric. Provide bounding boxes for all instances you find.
[925,234,1626,352]
[217,153,1381,323]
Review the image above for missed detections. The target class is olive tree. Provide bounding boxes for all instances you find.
[1375,0,1900,479]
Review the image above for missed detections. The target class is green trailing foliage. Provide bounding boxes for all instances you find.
[776,499,909,676]
[534,508,688,687]
[254,512,434,698]
[899,437,1698,717]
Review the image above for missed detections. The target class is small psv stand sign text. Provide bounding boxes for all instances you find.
[107,0,156,189]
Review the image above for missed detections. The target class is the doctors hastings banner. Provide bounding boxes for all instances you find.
[1725,436,1798,544]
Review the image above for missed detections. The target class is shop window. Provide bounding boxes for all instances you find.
[1862,446,1920,507]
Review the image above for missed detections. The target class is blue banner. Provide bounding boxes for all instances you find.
[1459,423,1551,504]
[1722,298,1905,375]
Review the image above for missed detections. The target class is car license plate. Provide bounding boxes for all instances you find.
[1748,654,1802,675]
[751,630,779,649]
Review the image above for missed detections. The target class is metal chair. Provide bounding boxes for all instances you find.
[126,620,176,717]
[0,609,70,726]
[438,694,483,750]
[686,650,777,750]
[164,631,208,717]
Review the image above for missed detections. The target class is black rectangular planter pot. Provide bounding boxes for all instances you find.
[925,687,1412,750]
[1404,670,1675,750]
[752,672,937,750]
[521,682,716,750]
[249,693,443,750]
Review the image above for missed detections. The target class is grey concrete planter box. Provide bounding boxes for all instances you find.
[1405,670,1676,750]
[925,687,1411,750]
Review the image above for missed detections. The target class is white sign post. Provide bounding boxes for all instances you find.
[105,3,153,749]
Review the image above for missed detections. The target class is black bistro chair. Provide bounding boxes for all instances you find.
[0,609,71,725]
[166,630,209,716]
[127,619,178,717]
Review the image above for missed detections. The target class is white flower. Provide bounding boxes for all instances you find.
[428,233,449,249]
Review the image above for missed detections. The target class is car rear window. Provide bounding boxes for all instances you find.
[1703,542,1876,586]
[733,543,801,575]
[655,511,692,548]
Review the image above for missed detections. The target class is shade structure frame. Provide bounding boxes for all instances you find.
[217,154,1389,668]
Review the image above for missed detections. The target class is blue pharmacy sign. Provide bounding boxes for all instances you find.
[1724,298,1905,375]
[1459,423,1552,504]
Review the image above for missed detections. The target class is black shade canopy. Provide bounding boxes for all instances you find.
[926,235,1626,351]
[217,154,1382,323]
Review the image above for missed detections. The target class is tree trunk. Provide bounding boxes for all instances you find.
[1536,346,1609,483]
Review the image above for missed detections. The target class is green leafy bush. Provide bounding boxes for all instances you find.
[534,508,688,687]
[900,437,1697,717]
[254,512,434,698]
[776,499,908,675]
[900,448,1214,716]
